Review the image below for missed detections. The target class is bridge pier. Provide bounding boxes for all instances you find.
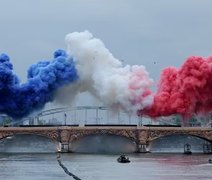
[136,143,149,153]
[59,143,69,153]
[203,142,212,154]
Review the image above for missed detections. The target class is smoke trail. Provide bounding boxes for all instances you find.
[140,56,212,118]
[55,31,153,113]
[0,50,78,119]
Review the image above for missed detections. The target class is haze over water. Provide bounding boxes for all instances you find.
[0,134,211,180]
[0,153,211,180]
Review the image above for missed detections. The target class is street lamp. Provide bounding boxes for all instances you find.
[64,113,67,126]
[138,114,143,126]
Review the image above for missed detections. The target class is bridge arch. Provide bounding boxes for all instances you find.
[146,128,212,143]
[148,133,211,153]
[149,133,211,143]
[148,133,211,143]
[0,128,60,143]
[0,133,59,153]
[0,132,58,142]
[70,133,137,153]
[68,129,138,144]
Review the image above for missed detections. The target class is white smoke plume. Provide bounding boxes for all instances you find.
[55,31,153,114]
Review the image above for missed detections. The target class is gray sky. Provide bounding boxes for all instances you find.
[1,0,212,105]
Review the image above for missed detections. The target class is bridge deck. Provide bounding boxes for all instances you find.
[0,126,211,146]
[0,126,211,131]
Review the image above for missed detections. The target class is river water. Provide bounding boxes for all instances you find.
[0,153,211,180]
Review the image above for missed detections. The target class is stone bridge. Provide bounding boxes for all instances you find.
[0,126,211,152]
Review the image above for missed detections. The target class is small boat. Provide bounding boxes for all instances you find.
[117,155,130,163]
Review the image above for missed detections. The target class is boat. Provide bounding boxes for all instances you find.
[117,155,130,163]
[209,159,212,164]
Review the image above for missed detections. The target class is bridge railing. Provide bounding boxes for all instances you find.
[20,106,144,126]
[3,106,212,127]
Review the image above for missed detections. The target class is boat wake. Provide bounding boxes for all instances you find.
[56,153,82,180]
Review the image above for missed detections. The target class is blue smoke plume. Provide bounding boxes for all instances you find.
[0,49,78,119]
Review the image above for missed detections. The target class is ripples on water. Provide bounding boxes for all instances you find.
[0,153,212,180]
[0,134,211,179]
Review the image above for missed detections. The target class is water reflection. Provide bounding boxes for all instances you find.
[0,153,211,180]
[0,133,211,179]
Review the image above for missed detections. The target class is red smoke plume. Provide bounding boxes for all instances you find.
[140,56,212,118]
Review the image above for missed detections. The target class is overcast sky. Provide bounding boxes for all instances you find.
[1,0,212,106]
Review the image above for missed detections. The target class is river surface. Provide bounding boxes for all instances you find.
[0,153,211,180]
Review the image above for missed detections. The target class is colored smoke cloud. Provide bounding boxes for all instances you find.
[0,50,78,118]
[2,30,211,121]
[55,31,153,113]
[140,56,212,118]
